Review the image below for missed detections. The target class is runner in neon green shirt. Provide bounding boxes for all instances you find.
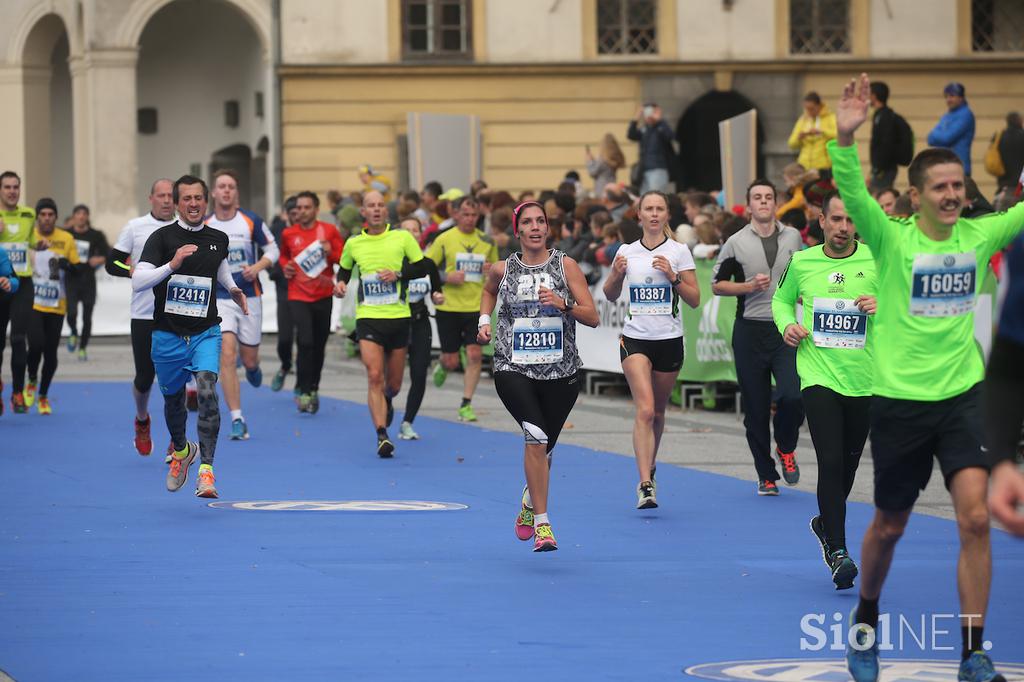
[334,190,429,458]
[424,195,498,422]
[831,74,1023,682]
[772,191,877,591]
[0,171,37,412]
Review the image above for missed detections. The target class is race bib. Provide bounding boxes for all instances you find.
[628,281,672,315]
[75,239,90,264]
[455,252,485,283]
[227,240,248,274]
[812,297,867,349]
[511,316,563,365]
[360,272,400,306]
[295,240,327,279]
[32,275,60,309]
[407,276,431,303]
[164,274,212,318]
[1,242,29,275]
[910,252,975,317]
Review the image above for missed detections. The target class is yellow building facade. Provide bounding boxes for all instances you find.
[281,0,1024,201]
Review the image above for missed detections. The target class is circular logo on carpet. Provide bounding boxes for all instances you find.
[207,500,468,512]
[684,659,1024,682]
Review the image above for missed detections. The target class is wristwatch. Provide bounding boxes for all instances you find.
[563,296,575,312]
[672,273,682,286]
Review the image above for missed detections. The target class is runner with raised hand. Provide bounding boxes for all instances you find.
[831,73,1023,682]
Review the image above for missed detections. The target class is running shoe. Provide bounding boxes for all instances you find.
[271,368,288,392]
[377,434,395,458]
[398,421,419,440]
[636,481,658,509]
[195,467,218,499]
[515,487,535,541]
[385,396,394,428]
[776,447,800,485]
[309,391,320,414]
[827,549,858,591]
[186,388,198,412]
[245,365,263,388]
[66,334,77,352]
[166,441,198,492]
[846,607,880,682]
[230,418,249,440]
[134,416,153,456]
[77,348,87,362]
[11,391,26,414]
[457,404,477,422]
[757,479,780,496]
[37,396,52,415]
[809,515,831,565]
[23,381,36,408]
[297,393,312,413]
[958,651,1007,682]
[533,523,557,552]
[432,363,447,387]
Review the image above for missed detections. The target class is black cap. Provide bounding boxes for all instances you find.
[35,197,57,215]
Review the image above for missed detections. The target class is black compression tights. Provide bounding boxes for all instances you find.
[164,371,221,466]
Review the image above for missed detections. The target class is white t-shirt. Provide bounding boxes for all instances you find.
[618,236,695,340]
[113,213,175,319]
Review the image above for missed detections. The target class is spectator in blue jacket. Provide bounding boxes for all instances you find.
[927,82,976,175]
[0,246,20,297]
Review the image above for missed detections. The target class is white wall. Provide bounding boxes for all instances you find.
[677,0,777,62]
[281,0,389,64]
[869,0,958,58]
[135,0,269,214]
[485,0,583,62]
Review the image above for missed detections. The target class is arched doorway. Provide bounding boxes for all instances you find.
[676,91,765,193]
[135,0,270,216]
[209,143,253,207]
[20,13,74,211]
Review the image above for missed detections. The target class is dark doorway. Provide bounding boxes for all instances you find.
[676,91,765,192]
[209,144,252,209]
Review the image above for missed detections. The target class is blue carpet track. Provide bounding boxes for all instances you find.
[0,381,1021,681]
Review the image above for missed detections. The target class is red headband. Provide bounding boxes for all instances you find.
[511,201,544,236]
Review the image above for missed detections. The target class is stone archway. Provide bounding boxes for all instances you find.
[133,0,273,216]
[676,90,765,193]
[18,13,74,208]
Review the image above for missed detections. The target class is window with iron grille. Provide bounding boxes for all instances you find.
[789,0,850,55]
[402,0,472,60]
[972,0,1024,52]
[597,0,657,56]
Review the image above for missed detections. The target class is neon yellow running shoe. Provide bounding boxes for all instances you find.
[37,396,52,415]
[533,523,557,552]
[23,381,37,408]
[457,404,477,422]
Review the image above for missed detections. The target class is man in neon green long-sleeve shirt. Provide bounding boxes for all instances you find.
[831,74,1023,682]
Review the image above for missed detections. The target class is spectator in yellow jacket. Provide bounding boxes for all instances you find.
[788,92,837,171]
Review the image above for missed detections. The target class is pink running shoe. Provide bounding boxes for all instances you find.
[515,507,535,541]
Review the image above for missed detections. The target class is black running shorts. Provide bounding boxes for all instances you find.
[869,383,987,512]
[619,335,684,374]
[436,310,480,353]
[356,317,411,351]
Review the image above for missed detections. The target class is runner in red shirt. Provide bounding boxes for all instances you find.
[278,191,344,413]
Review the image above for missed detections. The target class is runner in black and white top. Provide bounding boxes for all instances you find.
[479,201,598,552]
[106,178,176,456]
[603,191,700,510]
